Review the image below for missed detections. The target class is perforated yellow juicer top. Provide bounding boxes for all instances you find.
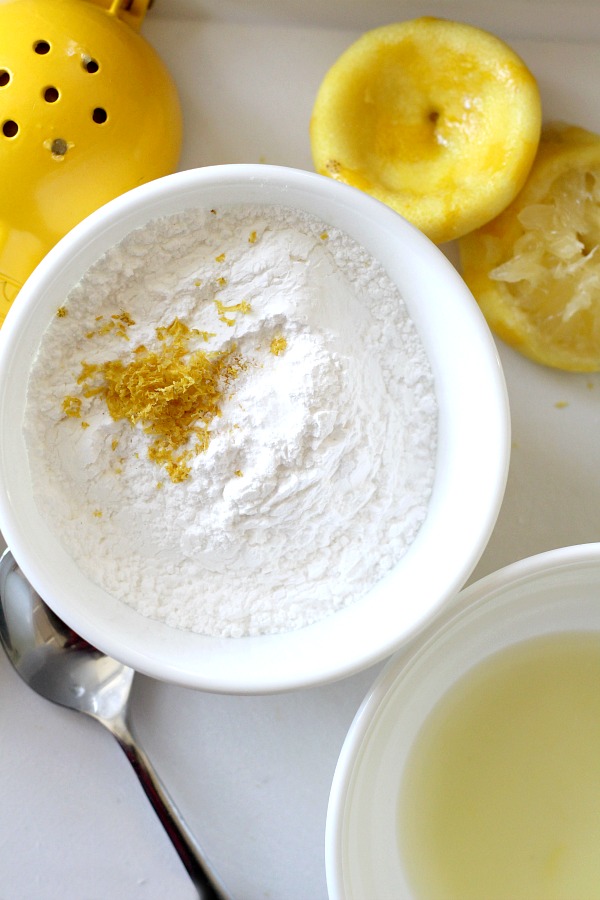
[0,0,182,323]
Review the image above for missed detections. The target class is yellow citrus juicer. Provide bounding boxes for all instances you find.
[0,0,183,324]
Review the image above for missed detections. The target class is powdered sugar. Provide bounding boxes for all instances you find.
[24,204,437,637]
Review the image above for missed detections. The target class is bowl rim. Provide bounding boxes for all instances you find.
[325,541,600,897]
[0,162,510,693]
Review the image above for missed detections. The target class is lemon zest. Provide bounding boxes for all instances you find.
[270,335,287,356]
[86,311,135,341]
[62,395,82,417]
[215,298,252,326]
[73,317,245,483]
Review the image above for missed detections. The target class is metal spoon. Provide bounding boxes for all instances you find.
[0,548,227,899]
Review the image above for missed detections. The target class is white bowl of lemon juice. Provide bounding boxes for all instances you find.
[326,543,600,900]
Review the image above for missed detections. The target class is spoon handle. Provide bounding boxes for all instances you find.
[110,716,228,899]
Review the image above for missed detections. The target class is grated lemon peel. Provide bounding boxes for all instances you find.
[270,335,287,356]
[73,317,246,483]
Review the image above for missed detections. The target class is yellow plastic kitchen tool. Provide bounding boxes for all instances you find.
[0,0,182,324]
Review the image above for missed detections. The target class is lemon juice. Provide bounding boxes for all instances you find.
[398,632,600,899]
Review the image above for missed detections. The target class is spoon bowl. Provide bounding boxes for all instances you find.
[0,548,226,899]
[0,554,133,717]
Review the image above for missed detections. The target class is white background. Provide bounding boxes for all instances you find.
[1,2,600,898]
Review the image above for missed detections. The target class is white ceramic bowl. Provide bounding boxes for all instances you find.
[326,543,600,898]
[0,164,509,693]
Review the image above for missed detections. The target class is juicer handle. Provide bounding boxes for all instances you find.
[84,0,152,32]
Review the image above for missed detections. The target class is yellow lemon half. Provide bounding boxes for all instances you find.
[459,123,600,372]
[310,17,542,244]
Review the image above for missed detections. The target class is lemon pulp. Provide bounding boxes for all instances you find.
[459,123,600,370]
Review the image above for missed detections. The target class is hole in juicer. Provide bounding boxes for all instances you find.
[0,70,10,87]
[2,120,18,137]
[44,86,59,103]
[92,107,107,124]
[83,56,99,74]
[50,138,68,157]
[33,40,51,55]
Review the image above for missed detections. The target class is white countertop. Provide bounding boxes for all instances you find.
[2,4,600,898]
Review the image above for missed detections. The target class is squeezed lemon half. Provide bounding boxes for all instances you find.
[310,17,542,244]
[459,123,600,372]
